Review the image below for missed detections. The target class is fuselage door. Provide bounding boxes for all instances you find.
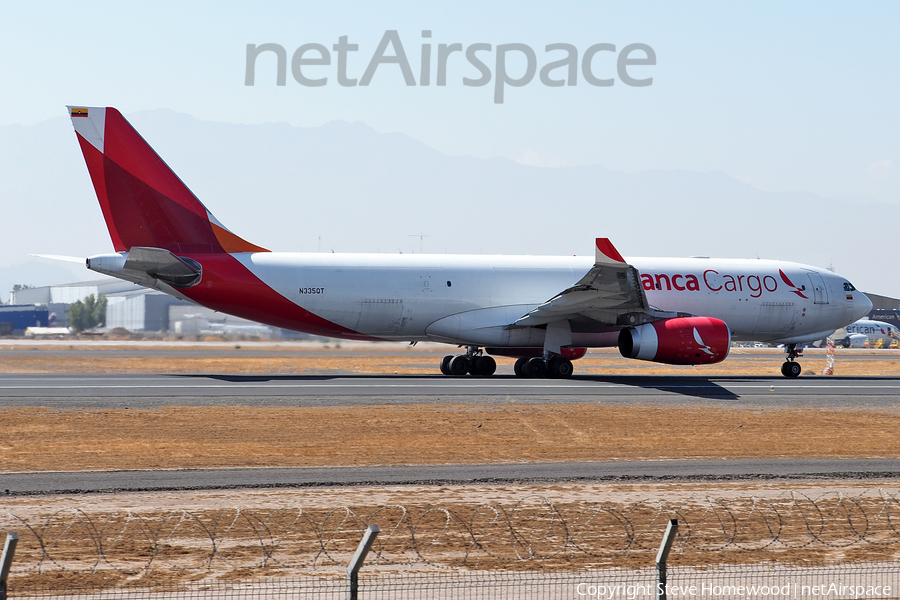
[807,272,829,304]
[354,298,405,335]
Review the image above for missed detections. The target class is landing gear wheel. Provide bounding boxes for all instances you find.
[548,357,574,379]
[471,356,497,377]
[514,357,529,377]
[440,355,453,375]
[448,355,470,376]
[781,343,802,378]
[525,357,548,378]
[781,361,801,378]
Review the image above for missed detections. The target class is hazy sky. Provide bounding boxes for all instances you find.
[1,1,897,205]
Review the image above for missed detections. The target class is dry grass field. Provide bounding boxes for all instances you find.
[1,403,898,472]
[4,480,899,585]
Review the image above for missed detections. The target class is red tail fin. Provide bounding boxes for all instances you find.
[68,106,267,254]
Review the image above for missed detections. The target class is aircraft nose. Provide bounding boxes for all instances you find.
[857,292,874,320]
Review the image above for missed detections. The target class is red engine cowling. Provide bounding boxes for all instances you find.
[618,316,731,365]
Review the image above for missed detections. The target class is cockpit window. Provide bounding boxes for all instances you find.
[843,282,857,292]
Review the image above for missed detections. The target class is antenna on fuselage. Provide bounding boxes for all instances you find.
[408,232,431,253]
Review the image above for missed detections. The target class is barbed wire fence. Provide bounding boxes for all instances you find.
[2,489,898,598]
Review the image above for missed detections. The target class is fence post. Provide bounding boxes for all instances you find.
[0,532,18,600]
[655,519,678,600]
[347,524,379,600]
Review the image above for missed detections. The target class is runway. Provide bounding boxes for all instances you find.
[3,459,899,495]
[1,373,899,407]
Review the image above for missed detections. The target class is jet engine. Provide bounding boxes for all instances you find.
[618,316,731,365]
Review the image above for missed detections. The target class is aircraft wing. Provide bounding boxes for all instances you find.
[514,239,677,328]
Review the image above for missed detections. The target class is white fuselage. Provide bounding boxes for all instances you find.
[231,252,870,346]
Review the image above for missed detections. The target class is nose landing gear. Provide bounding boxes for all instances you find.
[781,343,802,378]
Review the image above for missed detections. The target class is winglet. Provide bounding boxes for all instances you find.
[595,238,626,265]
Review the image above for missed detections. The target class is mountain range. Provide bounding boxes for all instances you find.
[0,110,892,299]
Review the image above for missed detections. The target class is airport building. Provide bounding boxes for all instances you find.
[0,304,49,334]
[7,279,280,336]
[866,292,900,328]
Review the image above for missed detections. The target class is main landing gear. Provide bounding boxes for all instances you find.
[438,347,575,378]
[781,343,802,378]
[440,346,497,377]
[513,356,574,379]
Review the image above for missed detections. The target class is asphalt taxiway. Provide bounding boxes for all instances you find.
[2,459,899,495]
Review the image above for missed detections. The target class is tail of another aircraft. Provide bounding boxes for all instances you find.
[68,106,267,254]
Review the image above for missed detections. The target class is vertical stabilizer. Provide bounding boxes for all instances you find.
[67,106,268,254]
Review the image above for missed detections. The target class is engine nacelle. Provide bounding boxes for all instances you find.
[618,316,731,365]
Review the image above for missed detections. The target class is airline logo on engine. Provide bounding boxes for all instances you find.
[640,269,809,299]
[693,328,714,356]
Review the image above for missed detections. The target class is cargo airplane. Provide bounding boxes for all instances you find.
[61,106,872,378]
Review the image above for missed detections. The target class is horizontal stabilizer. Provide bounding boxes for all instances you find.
[124,247,202,288]
[28,254,87,264]
[86,247,202,289]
